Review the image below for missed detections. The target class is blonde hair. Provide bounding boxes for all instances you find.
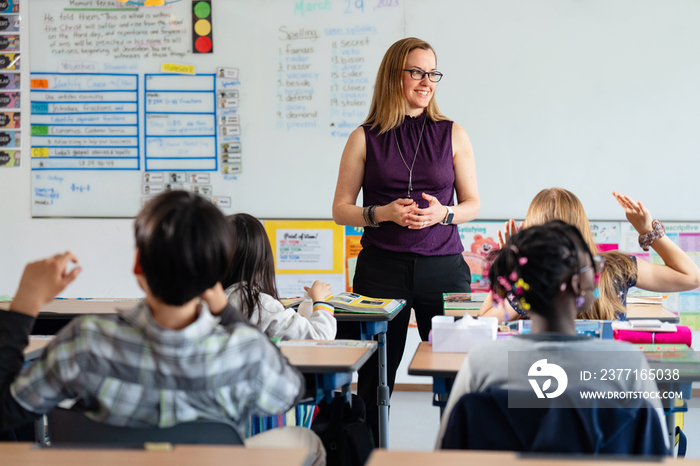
[363,37,449,134]
[525,188,637,320]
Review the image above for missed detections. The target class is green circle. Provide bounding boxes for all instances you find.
[194,1,211,18]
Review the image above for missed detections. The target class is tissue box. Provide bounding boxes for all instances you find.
[431,315,497,353]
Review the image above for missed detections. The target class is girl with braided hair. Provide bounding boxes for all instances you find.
[435,220,668,449]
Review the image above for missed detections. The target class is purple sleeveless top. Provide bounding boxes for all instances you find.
[361,113,464,256]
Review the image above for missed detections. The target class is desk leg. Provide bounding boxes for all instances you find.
[360,321,390,449]
[377,331,389,449]
[657,381,691,455]
[432,377,454,418]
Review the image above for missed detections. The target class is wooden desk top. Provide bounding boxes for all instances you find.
[409,341,700,382]
[24,337,376,376]
[0,299,136,316]
[2,443,311,466]
[408,341,464,378]
[280,340,377,373]
[2,298,411,323]
[366,449,688,466]
[626,304,678,323]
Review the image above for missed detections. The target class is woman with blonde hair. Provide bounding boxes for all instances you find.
[332,37,480,443]
[479,188,700,321]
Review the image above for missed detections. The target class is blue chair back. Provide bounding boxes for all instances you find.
[441,388,667,455]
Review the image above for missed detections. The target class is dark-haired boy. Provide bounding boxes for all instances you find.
[0,191,323,463]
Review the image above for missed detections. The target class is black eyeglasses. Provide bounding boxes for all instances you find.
[403,69,443,82]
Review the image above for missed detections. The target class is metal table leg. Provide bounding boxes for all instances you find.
[361,320,389,449]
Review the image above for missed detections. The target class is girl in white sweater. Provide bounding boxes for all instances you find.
[223,213,337,340]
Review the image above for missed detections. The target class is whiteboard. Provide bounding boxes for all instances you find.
[29,0,404,217]
[28,0,700,219]
[407,0,700,220]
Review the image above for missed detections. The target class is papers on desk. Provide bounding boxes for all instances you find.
[627,289,666,305]
[612,320,677,333]
[442,292,487,310]
[279,340,376,348]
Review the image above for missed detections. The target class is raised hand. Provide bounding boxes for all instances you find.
[612,191,653,234]
[10,252,81,317]
[497,219,523,248]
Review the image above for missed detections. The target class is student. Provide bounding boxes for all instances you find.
[436,221,668,449]
[479,189,700,321]
[0,192,324,465]
[223,213,336,340]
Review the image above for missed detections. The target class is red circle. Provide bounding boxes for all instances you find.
[195,36,212,53]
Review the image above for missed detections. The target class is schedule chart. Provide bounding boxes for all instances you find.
[144,74,217,172]
[30,73,139,170]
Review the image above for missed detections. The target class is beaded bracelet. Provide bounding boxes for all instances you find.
[363,205,380,228]
[638,219,665,251]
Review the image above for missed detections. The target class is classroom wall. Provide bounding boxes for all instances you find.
[3,0,700,298]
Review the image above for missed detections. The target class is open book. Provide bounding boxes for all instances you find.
[280,293,405,315]
[327,292,405,314]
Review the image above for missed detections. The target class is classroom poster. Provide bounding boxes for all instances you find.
[265,220,344,274]
[0,149,19,166]
[620,222,700,329]
[458,221,505,292]
[345,226,363,292]
[0,4,18,169]
[217,67,242,176]
[589,221,620,251]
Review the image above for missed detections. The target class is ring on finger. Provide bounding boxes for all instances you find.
[422,220,426,227]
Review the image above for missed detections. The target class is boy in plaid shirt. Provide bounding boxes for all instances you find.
[0,191,324,465]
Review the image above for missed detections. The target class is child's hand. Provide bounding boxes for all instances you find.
[304,281,332,303]
[200,282,228,315]
[612,191,653,234]
[10,252,81,317]
[497,219,523,248]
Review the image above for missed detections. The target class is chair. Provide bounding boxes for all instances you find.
[44,408,244,447]
[440,388,668,455]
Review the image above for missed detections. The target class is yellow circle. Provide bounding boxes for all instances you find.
[194,19,211,37]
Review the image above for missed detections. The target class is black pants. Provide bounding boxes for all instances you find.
[336,245,471,444]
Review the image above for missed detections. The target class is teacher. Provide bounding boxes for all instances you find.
[332,37,480,442]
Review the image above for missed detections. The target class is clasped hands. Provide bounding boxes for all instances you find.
[384,193,447,229]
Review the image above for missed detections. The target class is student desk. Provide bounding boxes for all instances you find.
[627,304,679,323]
[1,443,313,466]
[409,341,700,448]
[279,340,377,403]
[0,299,131,335]
[444,304,679,323]
[334,305,407,450]
[366,449,695,466]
